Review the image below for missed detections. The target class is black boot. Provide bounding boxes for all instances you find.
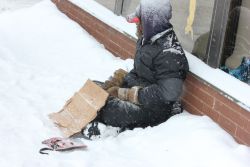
[81,122,101,140]
[81,121,121,140]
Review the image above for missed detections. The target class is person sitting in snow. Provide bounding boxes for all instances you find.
[82,0,189,139]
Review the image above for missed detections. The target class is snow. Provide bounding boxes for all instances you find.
[0,0,249,167]
[70,0,137,38]
[70,0,250,110]
[0,0,42,13]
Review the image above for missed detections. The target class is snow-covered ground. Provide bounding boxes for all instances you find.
[0,1,249,167]
[0,0,42,13]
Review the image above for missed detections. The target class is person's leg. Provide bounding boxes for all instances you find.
[98,97,151,129]
[81,97,176,139]
[81,96,151,140]
[95,98,180,129]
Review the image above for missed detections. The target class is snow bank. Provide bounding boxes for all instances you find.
[0,1,249,167]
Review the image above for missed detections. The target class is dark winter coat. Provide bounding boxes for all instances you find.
[123,24,189,113]
[95,27,189,129]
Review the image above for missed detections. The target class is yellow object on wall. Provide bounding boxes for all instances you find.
[185,0,197,40]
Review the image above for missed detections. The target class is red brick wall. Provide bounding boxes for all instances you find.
[183,75,250,145]
[51,0,250,146]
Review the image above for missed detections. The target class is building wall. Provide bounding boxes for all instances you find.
[51,0,250,146]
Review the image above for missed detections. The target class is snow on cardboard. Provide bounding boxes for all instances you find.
[49,79,109,137]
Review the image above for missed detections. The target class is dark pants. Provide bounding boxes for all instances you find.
[94,97,171,129]
[93,81,172,129]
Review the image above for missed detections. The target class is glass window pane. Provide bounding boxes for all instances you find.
[170,0,215,61]
[94,0,116,12]
[221,0,250,84]
[224,0,250,69]
[121,0,140,16]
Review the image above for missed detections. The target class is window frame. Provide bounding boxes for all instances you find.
[114,0,124,15]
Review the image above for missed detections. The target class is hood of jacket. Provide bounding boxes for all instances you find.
[133,0,172,41]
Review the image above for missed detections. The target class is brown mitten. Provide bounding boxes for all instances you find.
[103,69,128,90]
[114,69,128,82]
[103,80,116,90]
[106,86,119,97]
[118,86,141,104]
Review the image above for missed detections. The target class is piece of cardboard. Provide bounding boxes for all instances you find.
[49,79,109,137]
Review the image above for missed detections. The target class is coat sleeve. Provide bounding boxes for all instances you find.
[122,69,150,88]
[138,78,183,108]
[138,50,188,108]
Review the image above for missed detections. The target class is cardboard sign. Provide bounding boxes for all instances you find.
[49,80,109,137]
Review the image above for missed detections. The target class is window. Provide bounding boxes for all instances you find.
[171,0,215,62]
[121,0,140,16]
[223,0,250,68]
[220,0,250,84]
[94,0,116,12]
[93,0,141,16]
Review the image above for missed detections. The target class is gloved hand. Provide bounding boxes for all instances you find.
[103,69,128,90]
[106,86,119,97]
[118,86,141,104]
